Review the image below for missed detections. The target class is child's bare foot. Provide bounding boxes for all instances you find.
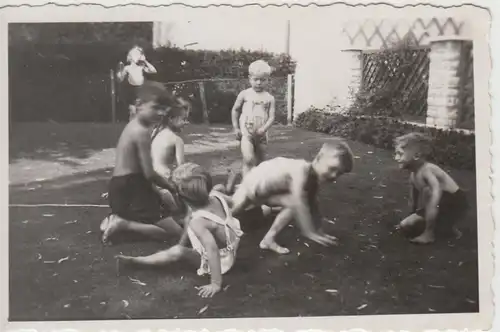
[102,214,126,245]
[410,231,435,244]
[259,240,290,255]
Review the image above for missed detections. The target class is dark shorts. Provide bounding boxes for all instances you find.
[416,189,468,235]
[124,84,141,106]
[108,173,162,224]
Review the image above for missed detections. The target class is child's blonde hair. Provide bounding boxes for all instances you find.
[248,60,272,77]
[394,132,432,156]
[127,46,144,64]
[172,163,213,207]
[318,138,354,174]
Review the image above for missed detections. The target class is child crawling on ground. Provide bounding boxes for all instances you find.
[100,82,187,245]
[231,138,354,254]
[394,132,467,244]
[116,163,243,298]
[151,96,191,217]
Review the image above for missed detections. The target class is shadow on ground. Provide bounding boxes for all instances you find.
[9,123,479,320]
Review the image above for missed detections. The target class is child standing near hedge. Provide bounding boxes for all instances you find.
[393,132,467,244]
[231,60,276,176]
[117,46,157,121]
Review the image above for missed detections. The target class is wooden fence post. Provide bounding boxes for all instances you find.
[110,69,116,123]
[198,81,209,124]
[287,74,294,125]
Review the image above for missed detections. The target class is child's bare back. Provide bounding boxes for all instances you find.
[113,119,152,177]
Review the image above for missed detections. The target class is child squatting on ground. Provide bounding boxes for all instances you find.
[116,163,243,298]
[100,82,188,245]
[231,60,276,176]
[117,46,157,121]
[230,139,354,254]
[151,96,191,218]
[394,132,468,244]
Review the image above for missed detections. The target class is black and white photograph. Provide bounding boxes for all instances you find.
[3,1,494,331]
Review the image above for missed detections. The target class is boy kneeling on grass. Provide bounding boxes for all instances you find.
[100,82,188,245]
[116,163,243,298]
[231,138,354,254]
[393,132,468,244]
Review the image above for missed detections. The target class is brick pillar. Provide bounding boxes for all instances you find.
[340,49,363,111]
[426,37,469,128]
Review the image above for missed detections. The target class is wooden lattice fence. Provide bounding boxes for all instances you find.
[361,47,430,119]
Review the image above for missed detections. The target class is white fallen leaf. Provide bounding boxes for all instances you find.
[45,237,58,241]
[128,276,147,286]
[100,302,106,305]
[145,292,151,296]
[65,220,78,224]
[198,305,209,314]
[122,300,129,308]
[373,196,383,199]
[367,151,373,154]
[304,242,310,247]
[357,304,368,310]
[324,218,336,225]
[466,298,476,304]
[101,192,109,199]
[297,252,301,256]
[354,156,361,159]
[64,304,70,308]
[428,285,445,289]
[22,220,29,224]
[73,280,78,283]
[325,289,338,294]
[428,308,436,312]
[223,285,231,291]
[86,231,92,234]
[36,178,46,182]
[36,253,42,260]
[58,256,69,264]
[43,260,56,264]
[43,214,54,217]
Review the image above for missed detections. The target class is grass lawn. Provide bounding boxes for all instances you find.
[9,122,479,320]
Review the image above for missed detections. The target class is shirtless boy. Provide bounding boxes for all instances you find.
[231,139,354,254]
[394,132,468,244]
[100,82,186,245]
[151,97,191,216]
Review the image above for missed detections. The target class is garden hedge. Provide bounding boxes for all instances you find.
[294,108,475,171]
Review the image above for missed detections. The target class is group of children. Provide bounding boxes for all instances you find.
[101,52,468,298]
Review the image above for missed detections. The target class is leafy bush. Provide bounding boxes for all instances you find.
[294,109,475,171]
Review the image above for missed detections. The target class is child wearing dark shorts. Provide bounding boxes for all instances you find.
[394,132,467,244]
[100,82,187,245]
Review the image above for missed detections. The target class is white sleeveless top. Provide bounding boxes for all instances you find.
[187,191,244,276]
[239,89,273,137]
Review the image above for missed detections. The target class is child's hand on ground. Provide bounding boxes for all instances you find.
[304,231,338,247]
[195,283,221,298]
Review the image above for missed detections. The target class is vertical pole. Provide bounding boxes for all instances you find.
[110,69,116,123]
[198,81,209,124]
[287,74,293,125]
[285,20,291,55]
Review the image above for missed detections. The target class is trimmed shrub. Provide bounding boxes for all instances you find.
[294,109,475,171]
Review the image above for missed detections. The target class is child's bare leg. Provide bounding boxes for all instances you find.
[102,215,182,244]
[260,207,294,254]
[410,216,436,244]
[396,213,424,230]
[116,244,199,267]
[240,136,256,176]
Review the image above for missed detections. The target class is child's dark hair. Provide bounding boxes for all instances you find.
[171,163,213,207]
[320,138,354,173]
[394,132,432,157]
